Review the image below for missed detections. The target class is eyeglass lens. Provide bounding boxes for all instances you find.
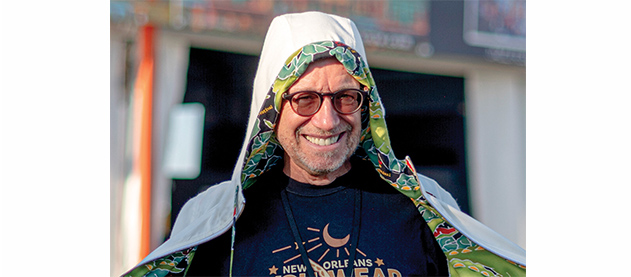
[289,89,363,116]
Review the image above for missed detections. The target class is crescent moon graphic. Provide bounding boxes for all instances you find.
[322,223,350,248]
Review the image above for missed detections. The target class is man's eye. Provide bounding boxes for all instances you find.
[337,92,358,103]
[294,93,317,101]
[291,94,317,106]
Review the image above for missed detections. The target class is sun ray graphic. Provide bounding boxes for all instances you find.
[307,243,323,253]
[284,254,301,264]
[318,249,330,262]
[272,245,292,254]
[272,224,367,265]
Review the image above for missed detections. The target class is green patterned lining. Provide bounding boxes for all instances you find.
[239,40,525,276]
[124,41,525,277]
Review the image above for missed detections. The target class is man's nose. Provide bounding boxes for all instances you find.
[310,97,340,130]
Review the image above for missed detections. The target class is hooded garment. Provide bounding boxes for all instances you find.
[124,11,526,277]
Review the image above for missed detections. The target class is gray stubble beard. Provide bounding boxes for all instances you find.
[288,123,360,176]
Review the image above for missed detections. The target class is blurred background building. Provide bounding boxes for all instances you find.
[110,0,525,275]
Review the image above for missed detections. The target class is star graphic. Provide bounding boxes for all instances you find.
[375,258,385,267]
[269,265,278,275]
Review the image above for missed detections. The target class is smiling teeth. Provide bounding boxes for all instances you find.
[306,135,340,146]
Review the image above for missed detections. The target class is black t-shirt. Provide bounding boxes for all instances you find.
[187,158,448,276]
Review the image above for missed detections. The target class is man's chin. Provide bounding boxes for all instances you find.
[298,156,347,176]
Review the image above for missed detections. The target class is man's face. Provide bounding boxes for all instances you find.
[276,58,362,179]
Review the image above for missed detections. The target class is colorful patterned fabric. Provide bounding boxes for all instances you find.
[239,40,526,276]
[123,247,196,277]
[414,195,525,276]
[241,41,413,194]
[124,41,525,277]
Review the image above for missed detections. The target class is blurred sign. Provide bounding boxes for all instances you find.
[162,103,206,179]
[111,0,525,65]
[464,0,526,65]
[464,0,525,51]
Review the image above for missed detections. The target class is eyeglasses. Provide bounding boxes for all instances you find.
[282,88,367,116]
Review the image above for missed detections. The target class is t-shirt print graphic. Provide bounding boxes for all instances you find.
[268,222,403,277]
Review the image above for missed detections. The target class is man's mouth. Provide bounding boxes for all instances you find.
[304,134,341,146]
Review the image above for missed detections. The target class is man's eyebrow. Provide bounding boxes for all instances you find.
[289,85,361,93]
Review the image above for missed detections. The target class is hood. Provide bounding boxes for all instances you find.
[132,11,422,268]
[235,11,423,199]
[231,11,526,271]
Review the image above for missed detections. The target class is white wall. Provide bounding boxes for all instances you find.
[465,69,526,248]
[110,36,131,277]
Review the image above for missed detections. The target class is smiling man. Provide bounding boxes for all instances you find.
[123,11,526,277]
[277,58,363,185]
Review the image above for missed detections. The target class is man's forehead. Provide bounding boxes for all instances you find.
[289,58,359,91]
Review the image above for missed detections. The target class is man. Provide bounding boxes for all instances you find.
[124,11,525,277]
